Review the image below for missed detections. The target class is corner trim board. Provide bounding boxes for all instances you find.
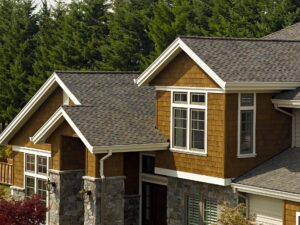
[155,167,232,186]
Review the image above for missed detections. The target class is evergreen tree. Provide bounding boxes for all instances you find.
[101,0,156,71]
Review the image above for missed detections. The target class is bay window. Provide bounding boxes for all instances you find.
[172,91,207,154]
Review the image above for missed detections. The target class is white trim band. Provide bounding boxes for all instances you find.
[12,145,51,157]
[155,167,232,186]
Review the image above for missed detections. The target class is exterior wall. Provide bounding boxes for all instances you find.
[12,151,24,187]
[167,177,237,225]
[248,194,283,225]
[294,109,300,147]
[9,87,63,150]
[155,93,226,178]
[284,200,300,225]
[124,152,139,195]
[86,149,98,177]
[156,91,171,139]
[224,93,292,178]
[150,52,218,88]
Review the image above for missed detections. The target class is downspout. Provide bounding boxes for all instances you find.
[274,104,295,147]
[100,149,112,225]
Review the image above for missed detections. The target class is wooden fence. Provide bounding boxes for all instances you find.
[0,162,13,185]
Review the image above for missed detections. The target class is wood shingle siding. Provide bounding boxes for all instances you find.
[224,93,292,178]
[155,93,226,178]
[9,87,63,151]
[150,52,219,88]
[13,151,24,187]
[156,91,171,139]
[284,200,300,225]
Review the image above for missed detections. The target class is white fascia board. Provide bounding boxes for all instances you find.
[134,38,226,89]
[31,107,94,152]
[155,167,232,186]
[272,99,300,108]
[231,183,300,203]
[225,82,300,91]
[12,145,51,157]
[0,72,81,145]
[92,143,169,154]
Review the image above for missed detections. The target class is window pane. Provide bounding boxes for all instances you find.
[26,154,35,172]
[240,110,254,154]
[37,179,47,203]
[142,155,155,174]
[186,195,200,225]
[241,94,254,106]
[174,92,187,103]
[37,156,47,174]
[191,93,205,104]
[191,110,205,150]
[204,199,218,225]
[26,176,35,198]
[174,108,187,147]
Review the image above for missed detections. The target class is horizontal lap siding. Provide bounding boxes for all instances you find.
[225,93,292,178]
[284,201,300,225]
[13,151,24,187]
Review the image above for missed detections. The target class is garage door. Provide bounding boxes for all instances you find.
[249,194,283,225]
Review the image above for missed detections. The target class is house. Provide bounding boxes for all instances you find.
[1,23,300,225]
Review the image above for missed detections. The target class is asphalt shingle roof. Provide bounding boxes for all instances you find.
[263,22,300,40]
[274,87,300,100]
[180,36,300,83]
[55,71,167,147]
[234,148,300,194]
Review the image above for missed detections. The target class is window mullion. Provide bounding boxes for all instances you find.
[187,92,190,150]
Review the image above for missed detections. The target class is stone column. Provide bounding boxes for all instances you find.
[82,176,125,225]
[48,169,85,225]
[124,194,140,225]
[10,186,25,200]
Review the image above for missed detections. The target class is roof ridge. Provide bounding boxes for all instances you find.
[179,35,300,43]
[55,70,141,74]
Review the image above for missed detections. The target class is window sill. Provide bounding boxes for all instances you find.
[237,153,257,159]
[170,148,207,156]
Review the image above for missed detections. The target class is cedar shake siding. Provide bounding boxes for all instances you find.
[224,93,292,178]
[155,93,226,178]
[284,201,300,225]
[150,52,219,88]
[13,151,24,187]
[9,87,63,150]
[156,91,171,139]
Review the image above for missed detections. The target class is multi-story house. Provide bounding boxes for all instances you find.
[1,23,300,225]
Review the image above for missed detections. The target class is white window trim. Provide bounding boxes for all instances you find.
[297,212,300,225]
[237,93,257,158]
[170,90,208,155]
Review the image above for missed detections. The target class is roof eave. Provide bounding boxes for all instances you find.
[225,82,300,91]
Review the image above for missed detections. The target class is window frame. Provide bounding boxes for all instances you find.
[297,212,300,225]
[171,90,208,155]
[237,93,256,158]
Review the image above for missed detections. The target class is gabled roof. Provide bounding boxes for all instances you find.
[0,72,81,145]
[30,71,168,153]
[135,37,300,90]
[263,22,300,40]
[233,148,300,201]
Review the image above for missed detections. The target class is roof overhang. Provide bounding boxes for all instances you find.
[0,72,81,145]
[31,107,169,154]
[134,38,226,89]
[272,99,300,108]
[232,183,300,203]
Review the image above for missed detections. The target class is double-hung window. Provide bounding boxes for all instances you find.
[24,153,49,203]
[172,91,207,154]
[238,93,256,157]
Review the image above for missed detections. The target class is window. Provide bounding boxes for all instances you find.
[204,199,218,225]
[24,153,49,203]
[297,212,300,225]
[142,155,155,174]
[172,91,207,153]
[186,195,200,225]
[238,93,256,157]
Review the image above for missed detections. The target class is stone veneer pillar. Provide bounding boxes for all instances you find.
[48,169,85,225]
[124,194,140,225]
[10,186,25,200]
[83,176,125,225]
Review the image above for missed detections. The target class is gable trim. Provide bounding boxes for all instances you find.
[134,38,226,89]
[31,107,94,152]
[0,72,81,145]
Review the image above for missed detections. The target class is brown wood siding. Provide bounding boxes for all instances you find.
[124,152,139,195]
[155,93,225,178]
[150,52,219,88]
[9,87,63,151]
[225,93,292,178]
[86,149,97,177]
[46,121,76,170]
[13,151,24,187]
[156,91,171,139]
[284,201,300,225]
